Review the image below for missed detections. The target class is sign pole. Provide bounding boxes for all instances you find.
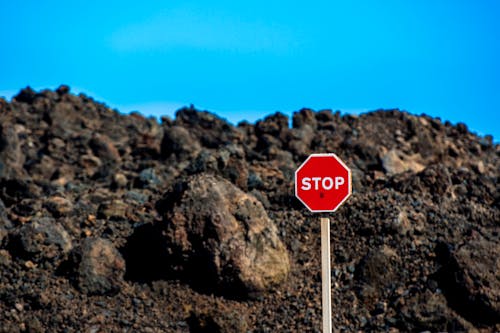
[321,217,332,333]
[295,153,351,332]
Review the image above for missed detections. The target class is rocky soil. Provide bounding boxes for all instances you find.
[0,86,498,332]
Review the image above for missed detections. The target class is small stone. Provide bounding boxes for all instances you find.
[355,245,401,304]
[0,249,11,266]
[0,227,7,247]
[188,303,248,333]
[74,237,125,295]
[24,260,36,269]
[388,210,411,235]
[124,191,149,204]
[89,133,121,163]
[0,124,25,179]
[56,84,70,95]
[113,173,128,188]
[80,154,102,176]
[16,217,73,262]
[161,126,201,159]
[97,200,128,220]
[474,160,485,174]
[137,168,161,188]
[44,196,73,217]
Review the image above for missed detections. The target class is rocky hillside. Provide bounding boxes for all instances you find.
[0,86,498,332]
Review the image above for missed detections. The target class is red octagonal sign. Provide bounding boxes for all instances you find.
[295,153,352,212]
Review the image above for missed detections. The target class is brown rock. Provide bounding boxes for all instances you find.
[0,123,25,178]
[174,107,243,148]
[44,196,74,217]
[160,174,290,297]
[79,154,102,176]
[16,217,73,262]
[437,236,500,326]
[398,290,476,332]
[381,149,425,175]
[97,199,128,220]
[356,245,401,306]
[187,145,249,190]
[89,133,121,163]
[188,303,248,333]
[112,173,128,188]
[161,125,201,160]
[75,237,125,295]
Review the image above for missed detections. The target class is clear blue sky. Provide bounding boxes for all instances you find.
[1,1,499,140]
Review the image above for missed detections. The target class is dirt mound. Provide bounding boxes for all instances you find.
[0,86,498,332]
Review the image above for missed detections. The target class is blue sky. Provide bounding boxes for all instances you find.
[1,1,499,140]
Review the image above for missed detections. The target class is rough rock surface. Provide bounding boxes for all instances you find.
[159,174,290,298]
[13,217,72,262]
[73,237,125,295]
[0,86,498,332]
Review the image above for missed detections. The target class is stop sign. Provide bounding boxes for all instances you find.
[295,153,352,212]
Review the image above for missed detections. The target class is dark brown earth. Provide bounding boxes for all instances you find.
[0,85,498,332]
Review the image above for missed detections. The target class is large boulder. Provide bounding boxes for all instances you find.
[158,174,290,297]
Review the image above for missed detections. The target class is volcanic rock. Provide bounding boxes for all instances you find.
[436,235,500,326]
[0,123,24,179]
[188,302,248,333]
[14,217,72,262]
[161,125,201,160]
[381,149,425,175]
[0,86,498,332]
[159,174,290,297]
[73,237,125,295]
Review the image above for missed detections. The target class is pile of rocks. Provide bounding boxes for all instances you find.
[0,86,498,332]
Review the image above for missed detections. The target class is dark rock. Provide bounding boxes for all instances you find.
[0,123,24,178]
[435,235,500,326]
[187,146,249,190]
[44,195,74,217]
[188,303,248,333]
[79,154,102,177]
[0,179,41,206]
[56,84,70,95]
[97,200,128,220]
[0,87,498,331]
[292,108,317,129]
[14,217,72,262]
[44,101,84,138]
[0,198,11,229]
[355,245,401,306]
[13,86,37,103]
[397,290,475,332]
[174,107,242,148]
[161,125,201,159]
[89,133,121,163]
[124,190,149,204]
[137,168,162,188]
[159,174,290,297]
[255,112,290,153]
[74,237,125,295]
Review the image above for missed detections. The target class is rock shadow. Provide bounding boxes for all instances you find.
[120,223,171,283]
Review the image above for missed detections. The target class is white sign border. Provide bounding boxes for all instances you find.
[294,153,352,213]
